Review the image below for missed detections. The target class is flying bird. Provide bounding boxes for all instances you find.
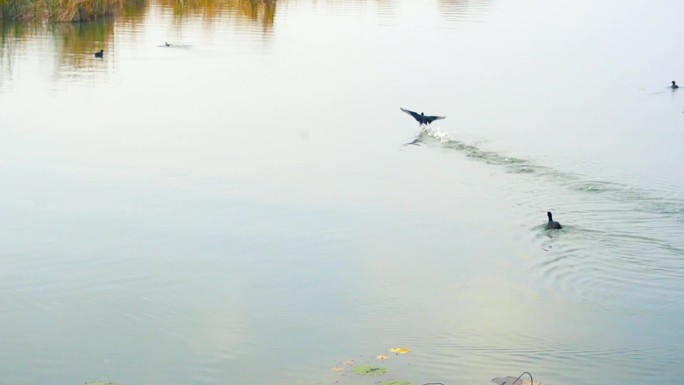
[400,107,445,126]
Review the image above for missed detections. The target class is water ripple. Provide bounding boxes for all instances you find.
[408,127,684,308]
[410,127,684,222]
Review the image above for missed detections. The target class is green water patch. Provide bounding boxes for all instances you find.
[352,365,388,376]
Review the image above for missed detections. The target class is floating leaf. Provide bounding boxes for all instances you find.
[378,382,412,385]
[331,366,344,372]
[376,354,388,360]
[341,359,354,365]
[388,347,410,354]
[352,366,388,376]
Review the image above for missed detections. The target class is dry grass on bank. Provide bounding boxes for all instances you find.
[0,0,123,22]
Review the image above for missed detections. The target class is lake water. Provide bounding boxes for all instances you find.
[1,0,684,384]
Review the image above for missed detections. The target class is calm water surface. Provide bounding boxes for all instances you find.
[2,0,684,384]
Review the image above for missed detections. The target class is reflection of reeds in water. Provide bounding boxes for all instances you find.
[0,0,123,22]
[0,18,113,84]
[437,0,491,22]
[53,19,112,70]
[0,21,24,80]
[0,0,279,83]
[1,0,278,24]
[121,0,146,18]
[161,0,276,27]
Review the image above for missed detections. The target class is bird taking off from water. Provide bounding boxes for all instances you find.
[545,211,562,230]
[400,107,445,126]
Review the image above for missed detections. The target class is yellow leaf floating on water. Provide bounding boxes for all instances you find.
[376,354,388,360]
[331,366,344,372]
[389,347,410,354]
[342,360,354,365]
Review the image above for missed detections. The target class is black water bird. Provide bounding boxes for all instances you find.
[165,42,171,47]
[672,81,679,89]
[94,49,104,58]
[400,107,446,126]
[545,211,562,230]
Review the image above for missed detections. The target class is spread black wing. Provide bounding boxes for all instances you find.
[423,115,446,124]
[400,107,422,121]
[400,107,446,124]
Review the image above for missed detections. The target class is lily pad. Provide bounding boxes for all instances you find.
[352,365,388,376]
[379,382,412,385]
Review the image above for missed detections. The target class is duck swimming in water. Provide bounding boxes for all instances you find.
[672,81,679,89]
[94,49,104,58]
[400,107,446,126]
[545,211,562,230]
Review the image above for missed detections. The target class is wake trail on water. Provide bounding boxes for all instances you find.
[405,125,684,308]
[406,126,684,223]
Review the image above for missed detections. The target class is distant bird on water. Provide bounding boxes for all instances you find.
[165,42,171,47]
[94,49,104,58]
[545,211,562,230]
[400,107,446,126]
[672,81,679,89]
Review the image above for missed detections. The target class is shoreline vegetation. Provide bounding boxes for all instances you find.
[0,0,274,22]
[0,0,123,22]
[0,0,276,81]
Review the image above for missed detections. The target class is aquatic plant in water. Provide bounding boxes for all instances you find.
[492,371,539,385]
[352,365,388,376]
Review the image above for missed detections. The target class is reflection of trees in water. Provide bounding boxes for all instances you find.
[437,0,491,22]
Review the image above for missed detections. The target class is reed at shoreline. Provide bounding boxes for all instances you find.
[1,0,123,22]
[0,0,274,22]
